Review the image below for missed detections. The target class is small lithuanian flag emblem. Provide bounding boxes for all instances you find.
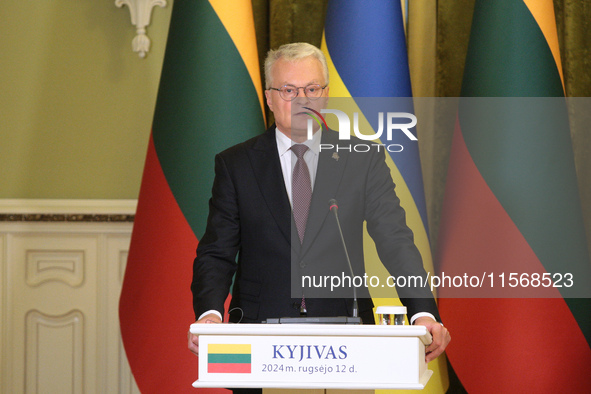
[207,344,252,373]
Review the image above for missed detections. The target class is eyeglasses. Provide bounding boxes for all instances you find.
[268,84,328,101]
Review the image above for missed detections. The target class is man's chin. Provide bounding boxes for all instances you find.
[291,126,320,142]
[289,118,310,134]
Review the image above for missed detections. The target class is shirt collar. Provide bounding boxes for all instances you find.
[275,127,322,157]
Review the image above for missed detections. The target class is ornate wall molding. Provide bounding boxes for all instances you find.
[0,199,136,222]
[115,0,167,58]
[0,214,135,222]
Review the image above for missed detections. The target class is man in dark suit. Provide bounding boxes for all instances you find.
[188,43,450,366]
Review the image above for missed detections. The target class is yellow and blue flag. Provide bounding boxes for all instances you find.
[322,1,448,393]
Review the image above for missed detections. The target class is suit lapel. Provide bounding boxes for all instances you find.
[247,127,292,245]
[301,130,349,254]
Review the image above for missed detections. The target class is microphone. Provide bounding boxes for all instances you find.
[328,199,358,319]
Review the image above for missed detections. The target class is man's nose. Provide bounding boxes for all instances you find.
[292,96,309,106]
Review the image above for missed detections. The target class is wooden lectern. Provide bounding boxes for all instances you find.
[190,323,433,390]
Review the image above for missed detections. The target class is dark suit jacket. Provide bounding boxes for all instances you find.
[192,125,440,324]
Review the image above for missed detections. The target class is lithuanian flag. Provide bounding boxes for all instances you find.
[322,1,448,393]
[208,344,252,374]
[437,0,591,392]
[119,1,264,392]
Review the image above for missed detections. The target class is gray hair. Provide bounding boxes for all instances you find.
[264,42,329,89]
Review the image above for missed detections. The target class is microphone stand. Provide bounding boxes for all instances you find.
[329,199,358,319]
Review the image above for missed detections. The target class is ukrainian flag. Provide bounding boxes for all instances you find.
[322,1,448,393]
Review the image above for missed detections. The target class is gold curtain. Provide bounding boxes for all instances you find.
[251,0,591,257]
[555,0,591,259]
[252,0,329,126]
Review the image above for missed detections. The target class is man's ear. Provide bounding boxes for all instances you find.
[265,89,273,112]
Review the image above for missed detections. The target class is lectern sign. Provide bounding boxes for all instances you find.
[191,324,433,390]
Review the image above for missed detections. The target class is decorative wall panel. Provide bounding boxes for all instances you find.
[0,200,139,394]
[25,310,84,393]
[26,250,85,287]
